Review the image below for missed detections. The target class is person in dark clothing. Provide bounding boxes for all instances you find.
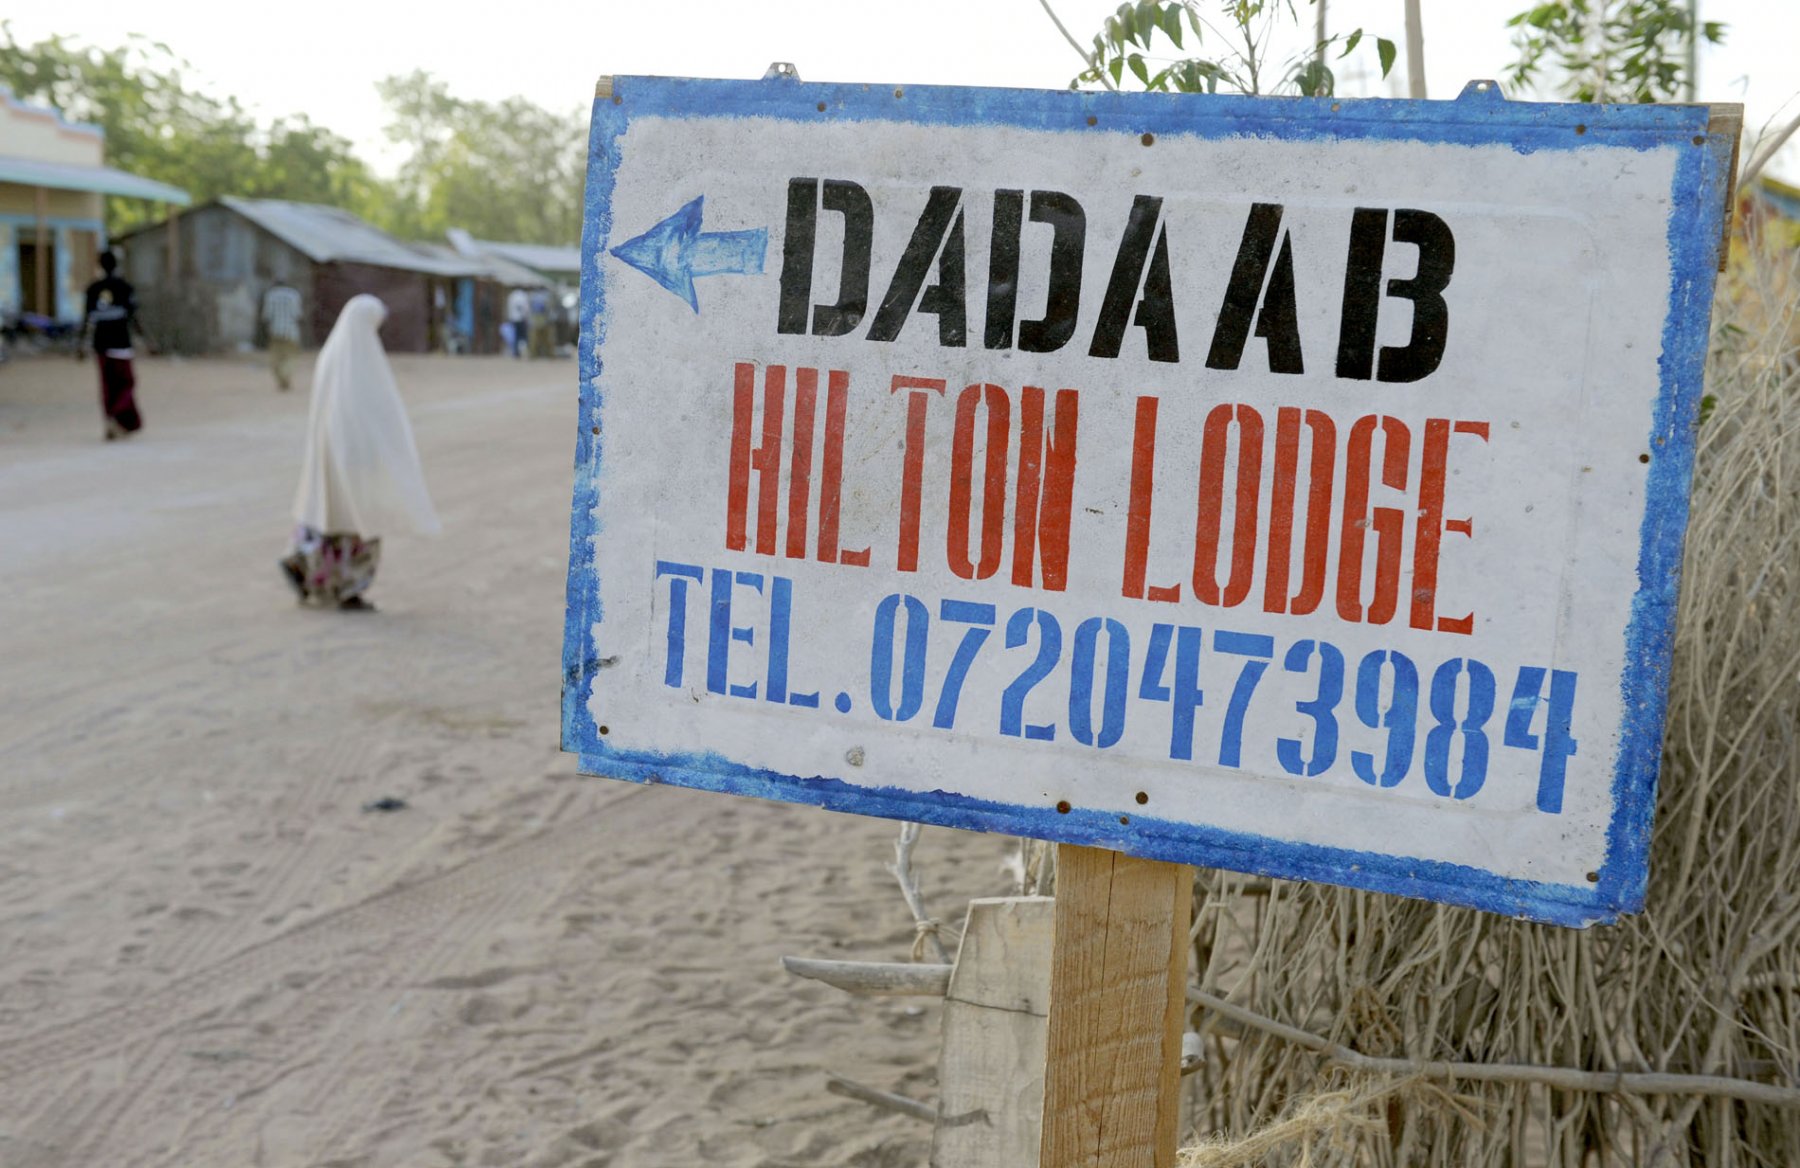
[80,250,143,440]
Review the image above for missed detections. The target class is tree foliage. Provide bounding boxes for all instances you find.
[0,22,381,232]
[1073,0,1395,97]
[1506,0,1726,103]
[251,116,384,212]
[373,71,586,246]
[0,25,584,246]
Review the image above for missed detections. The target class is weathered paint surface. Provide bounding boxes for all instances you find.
[563,76,1734,927]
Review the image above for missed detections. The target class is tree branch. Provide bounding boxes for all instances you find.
[1189,987,1800,1108]
[1036,0,1119,90]
[887,822,952,964]
[1741,110,1800,190]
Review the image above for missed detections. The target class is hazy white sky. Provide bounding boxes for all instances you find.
[10,0,1797,182]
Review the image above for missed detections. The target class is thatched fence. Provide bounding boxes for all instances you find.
[1177,236,1800,1167]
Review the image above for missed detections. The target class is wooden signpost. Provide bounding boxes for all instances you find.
[564,72,1739,1163]
[1040,848,1189,1166]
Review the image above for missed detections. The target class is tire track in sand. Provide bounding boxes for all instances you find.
[1,784,636,1168]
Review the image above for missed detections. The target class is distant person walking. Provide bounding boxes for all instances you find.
[529,289,554,358]
[80,250,142,441]
[262,278,304,390]
[281,295,440,611]
[506,286,530,358]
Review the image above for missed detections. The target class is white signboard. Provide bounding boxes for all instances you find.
[563,75,1735,926]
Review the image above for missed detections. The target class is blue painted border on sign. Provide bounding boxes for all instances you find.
[561,75,1734,927]
[582,748,1606,927]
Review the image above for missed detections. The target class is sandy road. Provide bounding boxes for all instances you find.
[0,352,1004,1167]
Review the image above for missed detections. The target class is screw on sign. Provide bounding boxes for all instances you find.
[564,74,1739,1165]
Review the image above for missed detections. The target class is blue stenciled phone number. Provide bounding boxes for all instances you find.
[650,562,1578,814]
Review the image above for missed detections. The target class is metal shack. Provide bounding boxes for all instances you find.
[447,229,582,345]
[115,196,490,354]
[410,239,548,354]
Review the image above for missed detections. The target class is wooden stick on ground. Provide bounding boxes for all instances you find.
[780,956,952,996]
[824,1071,936,1123]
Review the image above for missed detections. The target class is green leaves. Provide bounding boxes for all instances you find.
[1376,36,1398,78]
[1082,0,1227,92]
[1509,3,1567,30]
[1153,58,1227,94]
[1504,0,1726,103]
[1071,0,1396,98]
[1104,0,1184,53]
[1136,0,1162,43]
[1161,3,1187,48]
[1292,59,1334,98]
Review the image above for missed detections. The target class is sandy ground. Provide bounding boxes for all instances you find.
[0,351,1011,1168]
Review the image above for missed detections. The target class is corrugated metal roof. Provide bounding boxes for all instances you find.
[414,240,548,288]
[221,196,481,276]
[470,238,582,277]
[0,155,190,205]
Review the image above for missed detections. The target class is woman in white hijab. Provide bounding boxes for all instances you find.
[280,294,439,609]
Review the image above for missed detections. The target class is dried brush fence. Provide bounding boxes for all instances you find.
[1176,237,1800,1167]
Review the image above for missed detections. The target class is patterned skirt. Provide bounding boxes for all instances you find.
[280,527,381,607]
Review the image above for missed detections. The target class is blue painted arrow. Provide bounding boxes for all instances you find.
[609,196,768,312]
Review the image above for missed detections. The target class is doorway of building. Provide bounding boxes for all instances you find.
[18,238,56,316]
